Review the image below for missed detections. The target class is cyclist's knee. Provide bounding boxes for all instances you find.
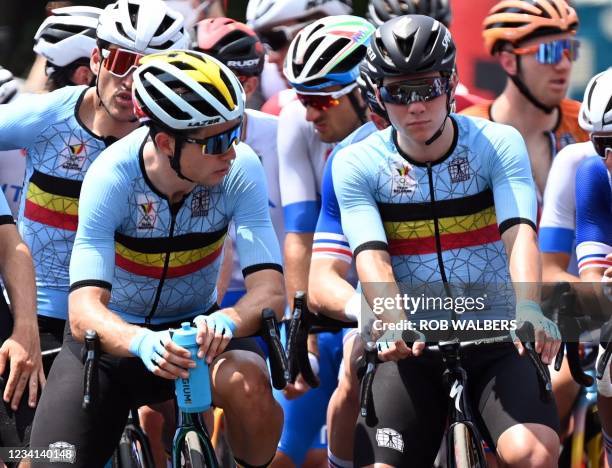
[497,423,559,468]
[213,351,274,408]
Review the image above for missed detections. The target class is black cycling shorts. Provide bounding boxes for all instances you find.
[354,343,560,467]
[28,317,264,468]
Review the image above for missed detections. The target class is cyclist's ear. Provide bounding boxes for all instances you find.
[498,49,518,76]
[90,47,102,77]
[152,130,176,157]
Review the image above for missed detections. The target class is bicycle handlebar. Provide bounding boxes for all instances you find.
[82,309,289,410]
[82,329,99,411]
[286,291,357,388]
[358,322,553,419]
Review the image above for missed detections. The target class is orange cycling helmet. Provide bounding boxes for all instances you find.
[483,0,578,55]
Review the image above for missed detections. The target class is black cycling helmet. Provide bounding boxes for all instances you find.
[367,14,456,84]
[367,0,451,27]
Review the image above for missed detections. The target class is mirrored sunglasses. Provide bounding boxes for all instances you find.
[513,38,580,65]
[296,82,358,111]
[101,48,143,78]
[379,76,450,105]
[184,122,242,156]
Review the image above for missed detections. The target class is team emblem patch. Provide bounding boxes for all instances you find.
[448,156,471,183]
[60,141,86,170]
[391,161,416,195]
[191,188,210,218]
[137,198,157,230]
[376,428,404,453]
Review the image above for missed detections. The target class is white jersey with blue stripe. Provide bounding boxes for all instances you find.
[575,156,612,274]
[539,141,598,275]
[277,98,333,233]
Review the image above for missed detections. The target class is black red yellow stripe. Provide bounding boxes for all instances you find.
[378,189,501,255]
[23,170,81,231]
[114,228,228,279]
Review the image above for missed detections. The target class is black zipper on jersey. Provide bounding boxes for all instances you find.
[426,162,449,285]
[145,202,181,325]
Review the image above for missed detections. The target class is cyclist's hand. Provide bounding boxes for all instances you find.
[512,300,561,365]
[377,330,425,362]
[283,374,311,400]
[129,329,194,380]
[0,325,45,410]
[194,312,237,364]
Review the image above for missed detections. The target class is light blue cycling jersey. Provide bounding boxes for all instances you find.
[575,156,612,274]
[332,115,537,317]
[0,86,108,319]
[69,126,282,325]
[313,121,377,265]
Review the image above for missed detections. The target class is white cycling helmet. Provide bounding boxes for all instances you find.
[97,0,189,54]
[579,69,612,133]
[0,67,18,104]
[33,6,102,69]
[246,0,352,31]
[132,50,244,131]
[284,15,375,91]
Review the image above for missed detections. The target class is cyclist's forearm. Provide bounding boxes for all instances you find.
[356,249,403,324]
[503,224,541,302]
[228,269,285,335]
[0,227,37,330]
[307,258,354,320]
[68,287,143,357]
[284,232,314,308]
[541,253,580,283]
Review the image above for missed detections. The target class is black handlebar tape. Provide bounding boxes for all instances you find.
[261,308,289,390]
[360,341,379,420]
[82,329,100,411]
[287,292,305,383]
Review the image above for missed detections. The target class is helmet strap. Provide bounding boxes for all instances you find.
[347,89,368,125]
[425,89,452,146]
[168,135,196,183]
[508,56,555,114]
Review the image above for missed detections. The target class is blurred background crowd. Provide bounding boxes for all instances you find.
[1,0,611,101]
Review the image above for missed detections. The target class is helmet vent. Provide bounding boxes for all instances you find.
[154,15,176,38]
[127,3,139,29]
[398,35,415,60]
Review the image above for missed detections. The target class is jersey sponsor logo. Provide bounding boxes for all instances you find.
[191,188,210,218]
[60,141,86,171]
[391,161,416,195]
[375,428,404,453]
[137,198,157,230]
[448,156,471,183]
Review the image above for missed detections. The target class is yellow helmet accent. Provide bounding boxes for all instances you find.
[133,49,245,131]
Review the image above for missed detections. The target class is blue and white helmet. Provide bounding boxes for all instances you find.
[579,69,612,133]
[283,15,375,91]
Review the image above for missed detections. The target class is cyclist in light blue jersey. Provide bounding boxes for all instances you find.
[333,15,561,467]
[0,0,187,333]
[29,50,285,468]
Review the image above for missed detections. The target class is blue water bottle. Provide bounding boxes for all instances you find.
[172,322,211,413]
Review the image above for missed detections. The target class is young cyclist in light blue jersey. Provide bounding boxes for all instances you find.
[332,15,561,467]
[29,50,285,468]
